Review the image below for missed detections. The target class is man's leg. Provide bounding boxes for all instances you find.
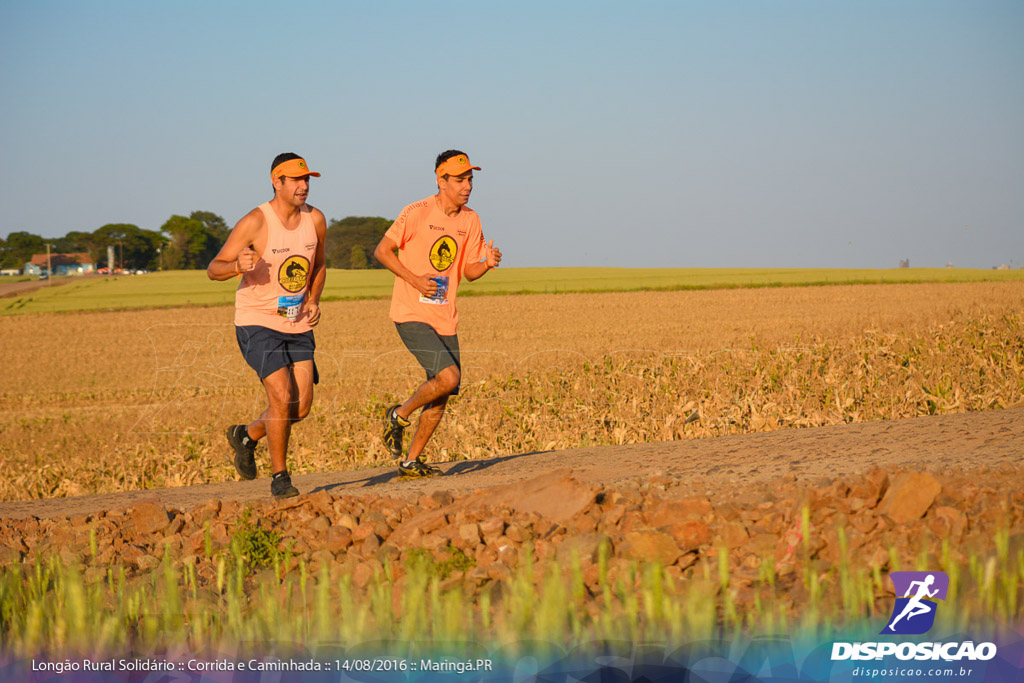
[386,323,460,465]
[290,359,316,422]
[394,366,458,477]
[407,393,451,460]
[249,367,295,475]
[396,364,460,423]
[247,360,315,474]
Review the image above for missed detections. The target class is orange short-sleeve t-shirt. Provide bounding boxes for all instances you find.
[384,196,486,336]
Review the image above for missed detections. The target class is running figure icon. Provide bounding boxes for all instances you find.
[888,574,939,631]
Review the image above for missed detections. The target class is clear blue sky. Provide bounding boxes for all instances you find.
[1,1,1021,268]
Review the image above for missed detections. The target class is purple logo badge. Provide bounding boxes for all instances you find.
[881,571,949,635]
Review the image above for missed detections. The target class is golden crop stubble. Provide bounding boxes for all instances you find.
[0,282,1022,501]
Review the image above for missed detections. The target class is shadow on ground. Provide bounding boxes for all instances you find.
[309,451,550,494]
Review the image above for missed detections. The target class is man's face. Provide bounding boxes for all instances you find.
[275,174,310,206]
[438,170,473,208]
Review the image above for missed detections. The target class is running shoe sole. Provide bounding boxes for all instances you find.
[226,425,257,480]
[271,473,299,499]
[382,404,409,459]
[397,460,441,479]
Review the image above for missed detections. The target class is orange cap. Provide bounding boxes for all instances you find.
[436,154,481,181]
[272,158,321,181]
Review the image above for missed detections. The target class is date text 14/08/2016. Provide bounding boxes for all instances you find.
[339,659,494,674]
[31,658,495,675]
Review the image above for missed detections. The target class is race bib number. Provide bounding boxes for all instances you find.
[419,276,450,305]
[277,292,306,321]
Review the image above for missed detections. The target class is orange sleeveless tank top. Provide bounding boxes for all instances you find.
[234,203,318,333]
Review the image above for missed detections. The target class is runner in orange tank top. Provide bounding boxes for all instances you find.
[374,150,502,479]
[206,153,327,499]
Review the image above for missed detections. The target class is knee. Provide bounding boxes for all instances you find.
[437,366,460,394]
[294,402,311,422]
[266,388,292,416]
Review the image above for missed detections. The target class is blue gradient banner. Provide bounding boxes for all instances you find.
[3,625,1022,682]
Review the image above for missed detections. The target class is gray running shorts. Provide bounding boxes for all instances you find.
[395,321,460,395]
[236,325,319,384]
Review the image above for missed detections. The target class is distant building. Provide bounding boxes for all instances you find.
[24,253,95,276]
[0,268,20,276]
[946,262,955,268]
[899,259,910,268]
[995,264,1010,270]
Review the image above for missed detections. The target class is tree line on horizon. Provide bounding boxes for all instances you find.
[0,214,392,272]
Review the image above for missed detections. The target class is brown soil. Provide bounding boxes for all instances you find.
[2,409,1021,635]
[5,282,1022,503]
[2,407,1019,520]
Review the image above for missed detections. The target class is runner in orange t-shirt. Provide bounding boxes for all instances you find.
[207,152,327,499]
[374,150,502,478]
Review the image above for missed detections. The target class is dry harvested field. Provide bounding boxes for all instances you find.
[1,281,1022,502]
[1,281,1023,662]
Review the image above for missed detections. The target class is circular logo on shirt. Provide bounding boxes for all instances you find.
[429,236,457,272]
[278,255,310,292]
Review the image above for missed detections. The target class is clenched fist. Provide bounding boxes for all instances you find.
[237,246,257,273]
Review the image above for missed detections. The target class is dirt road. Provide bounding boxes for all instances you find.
[0,273,104,298]
[1,407,1019,520]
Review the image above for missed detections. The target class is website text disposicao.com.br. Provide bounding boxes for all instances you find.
[851,665,978,679]
[837,640,997,680]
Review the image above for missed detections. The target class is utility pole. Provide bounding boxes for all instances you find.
[46,243,52,283]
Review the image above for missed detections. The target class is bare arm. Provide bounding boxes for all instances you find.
[303,207,328,326]
[207,210,263,281]
[464,262,489,282]
[465,239,502,282]
[373,235,438,297]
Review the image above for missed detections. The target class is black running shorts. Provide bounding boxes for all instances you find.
[235,325,319,384]
[395,321,460,395]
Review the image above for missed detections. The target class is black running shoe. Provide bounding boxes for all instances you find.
[271,471,299,499]
[226,424,257,480]
[397,459,441,479]
[382,404,411,459]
